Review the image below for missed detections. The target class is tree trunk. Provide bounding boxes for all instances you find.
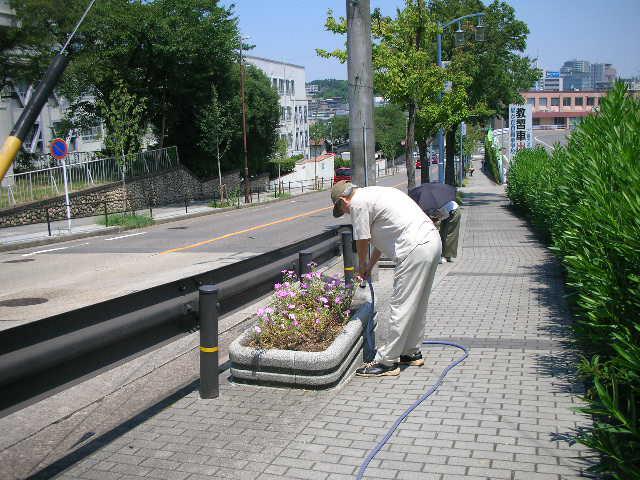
[445,127,456,186]
[418,139,429,184]
[405,101,416,190]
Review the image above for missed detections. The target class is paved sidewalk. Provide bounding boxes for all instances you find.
[42,159,593,480]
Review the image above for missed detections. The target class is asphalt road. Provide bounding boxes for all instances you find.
[0,170,416,328]
[533,128,571,151]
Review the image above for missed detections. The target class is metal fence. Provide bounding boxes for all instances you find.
[0,146,178,209]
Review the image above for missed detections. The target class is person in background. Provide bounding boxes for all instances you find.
[330,181,441,377]
[435,200,461,264]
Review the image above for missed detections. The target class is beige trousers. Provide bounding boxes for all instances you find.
[375,229,442,366]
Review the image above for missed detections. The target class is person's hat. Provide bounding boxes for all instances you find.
[330,180,355,218]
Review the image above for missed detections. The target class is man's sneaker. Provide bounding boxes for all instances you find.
[399,352,425,366]
[355,362,400,377]
[439,257,447,264]
[446,257,454,263]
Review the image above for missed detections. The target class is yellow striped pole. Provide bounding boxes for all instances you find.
[199,285,219,399]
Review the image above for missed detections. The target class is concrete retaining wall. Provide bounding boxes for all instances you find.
[0,166,270,228]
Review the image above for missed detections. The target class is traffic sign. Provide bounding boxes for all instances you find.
[50,138,68,160]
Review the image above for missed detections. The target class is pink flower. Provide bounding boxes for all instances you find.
[257,307,265,317]
[301,283,308,289]
[315,318,321,324]
[335,296,342,305]
[288,304,296,309]
[277,290,289,298]
[318,296,328,304]
[254,325,262,334]
[265,307,274,314]
[345,309,351,317]
[274,283,282,290]
[293,320,300,327]
[288,313,297,320]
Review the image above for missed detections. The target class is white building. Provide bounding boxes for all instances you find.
[245,56,310,159]
[534,70,563,91]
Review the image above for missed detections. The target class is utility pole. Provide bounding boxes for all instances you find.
[347,0,375,188]
[239,36,250,203]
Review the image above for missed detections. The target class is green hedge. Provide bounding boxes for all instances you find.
[483,135,502,183]
[506,82,640,479]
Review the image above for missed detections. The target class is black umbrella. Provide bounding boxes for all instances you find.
[408,183,457,214]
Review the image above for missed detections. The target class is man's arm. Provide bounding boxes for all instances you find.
[355,239,381,279]
[355,239,370,279]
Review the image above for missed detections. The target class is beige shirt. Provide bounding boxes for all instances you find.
[349,186,436,262]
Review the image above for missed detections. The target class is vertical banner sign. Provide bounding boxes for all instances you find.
[509,104,532,158]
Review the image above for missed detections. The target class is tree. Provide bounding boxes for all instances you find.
[374,103,405,167]
[6,0,280,178]
[268,137,289,194]
[429,0,539,183]
[198,86,238,200]
[96,79,146,210]
[318,1,466,189]
[97,80,147,165]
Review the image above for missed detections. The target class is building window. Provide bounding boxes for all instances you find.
[575,97,584,106]
[563,97,571,106]
[551,97,560,106]
[587,96,596,106]
[80,122,103,141]
[278,79,284,94]
[539,97,548,106]
[291,80,295,96]
[527,97,535,106]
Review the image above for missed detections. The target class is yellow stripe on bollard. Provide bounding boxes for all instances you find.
[199,346,219,353]
[344,267,355,271]
[0,136,23,182]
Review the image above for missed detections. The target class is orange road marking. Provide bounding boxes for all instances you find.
[159,205,332,254]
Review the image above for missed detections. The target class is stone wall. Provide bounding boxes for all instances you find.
[0,166,271,228]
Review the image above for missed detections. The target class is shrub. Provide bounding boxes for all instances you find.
[483,136,501,183]
[249,267,355,352]
[97,213,154,228]
[505,82,640,478]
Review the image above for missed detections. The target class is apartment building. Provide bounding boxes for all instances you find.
[245,56,310,159]
[521,90,607,128]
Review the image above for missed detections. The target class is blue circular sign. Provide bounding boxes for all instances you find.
[50,138,68,160]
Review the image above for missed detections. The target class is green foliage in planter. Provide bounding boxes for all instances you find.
[250,267,354,352]
[483,135,502,184]
[505,82,640,478]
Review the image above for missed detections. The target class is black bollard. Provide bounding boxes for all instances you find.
[103,200,109,227]
[298,250,313,276]
[341,230,355,285]
[199,285,219,399]
[45,208,51,236]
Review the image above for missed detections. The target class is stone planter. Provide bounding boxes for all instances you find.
[229,301,374,388]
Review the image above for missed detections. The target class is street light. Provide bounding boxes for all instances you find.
[436,12,485,184]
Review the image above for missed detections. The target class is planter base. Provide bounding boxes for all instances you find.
[229,302,374,389]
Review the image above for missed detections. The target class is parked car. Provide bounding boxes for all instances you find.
[333,167,352,184]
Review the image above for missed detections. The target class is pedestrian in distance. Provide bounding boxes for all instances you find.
[435,200,461,264]
[330,180,442,377]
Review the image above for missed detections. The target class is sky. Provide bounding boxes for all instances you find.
[225,0,640,82]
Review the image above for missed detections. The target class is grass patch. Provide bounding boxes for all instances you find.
[97,213,154,228]
[271,192,292,200]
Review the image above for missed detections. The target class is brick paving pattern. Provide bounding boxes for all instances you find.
[53,159,593,479]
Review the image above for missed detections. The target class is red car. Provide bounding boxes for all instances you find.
[333,167,352,184]
[415,160,421,169]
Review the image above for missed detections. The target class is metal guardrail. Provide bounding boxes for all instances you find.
[0,227,344,414]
